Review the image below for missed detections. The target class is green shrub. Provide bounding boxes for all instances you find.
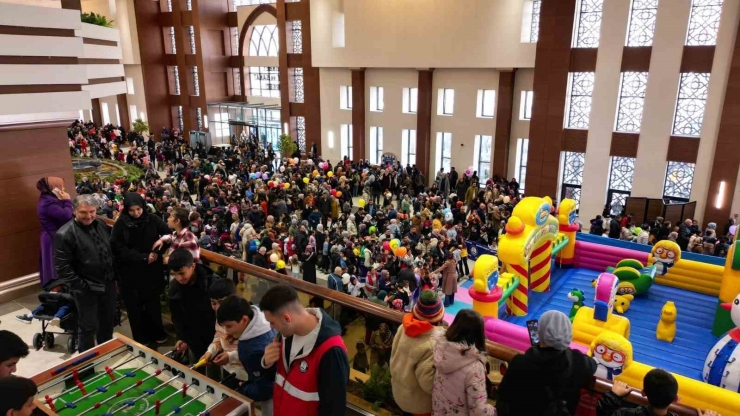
[81,12,114,28]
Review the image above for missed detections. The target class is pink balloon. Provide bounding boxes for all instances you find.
[382,241,390,251]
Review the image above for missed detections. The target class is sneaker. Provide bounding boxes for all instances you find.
[15,314,32,324]
[155,334,169,344]
[49,317,61,328]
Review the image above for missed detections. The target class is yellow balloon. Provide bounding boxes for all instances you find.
[283,183,290,189]
[303,177,309,184]
[327,171,334,177]
[276,260,286,270]
[358,198,366,207]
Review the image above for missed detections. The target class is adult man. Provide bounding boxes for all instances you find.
[55,195,116,352]
[0,331,29,378]
[677,218,693,251]
[259,285,349,416]
[253,246,268,268]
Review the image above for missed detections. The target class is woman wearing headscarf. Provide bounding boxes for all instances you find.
[110,193,171,345]
[36,177,73,287]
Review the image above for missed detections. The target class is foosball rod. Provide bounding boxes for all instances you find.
[51,351,99,376]
[48,352,147,401]
[106,369,184,415]
[75,369,164,416]
[38,348,130,393]
[163,390,209,416]
[59,360,158,411]
[197,397,227,416]
[138,383,190,415]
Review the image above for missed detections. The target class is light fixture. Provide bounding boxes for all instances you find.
[716,181,726,209]
[283,122,289,135]
[328,131,334,148]
[203,115,208,126]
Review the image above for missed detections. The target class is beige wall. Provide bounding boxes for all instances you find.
[319,68,352,163]
[310,0,536,69]
[507,68,534,181]
[124,64,147,127]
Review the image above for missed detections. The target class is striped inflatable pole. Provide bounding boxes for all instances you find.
[530,240,553,292]
[506,263,529,316]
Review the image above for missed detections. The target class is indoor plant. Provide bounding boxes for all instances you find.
[81,12,114,28]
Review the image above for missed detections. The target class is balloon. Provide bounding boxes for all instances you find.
[389,239,400,252]
[382,241,390,251]
[293,157,299,164]
[353,247,360,256]
[262,173,268,180]
[395,246,407,257]
[321,162,328,170]
[503,196,511,203]
[270,253,279,263]
[336,191,342,197]
[313,170,319,177]
[327,171,334,177]
[276,260,286,270]
[289,158,295,165]
[303,177,309,184]
[443,208,451,215]
[279,166,285,172]
[330,189,337,196]
[358,198,366,207]
[369,226,377,234]
[283,183,290,189]
[465,169,472,176]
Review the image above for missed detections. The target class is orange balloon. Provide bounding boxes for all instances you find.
[395,247,407,257]
[336,191,342,197]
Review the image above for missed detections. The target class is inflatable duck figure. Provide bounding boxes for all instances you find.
[614,294,634,315]
[703,293,740,391]
[589,332,633,381]
[567,289,585,322]
[656,301,677,343]
[650,240,681,277]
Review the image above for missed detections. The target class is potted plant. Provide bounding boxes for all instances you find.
[278,133,298,158]
[347,365,400,415]
[81,12,114,28]
[132,118,149,136]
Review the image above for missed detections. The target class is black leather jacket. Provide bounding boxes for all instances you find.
[54,218,114,293]
[597,391,678,416]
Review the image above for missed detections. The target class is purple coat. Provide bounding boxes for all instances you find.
[37,193,73,286]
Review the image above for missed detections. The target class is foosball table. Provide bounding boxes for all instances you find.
[31,334,254,416]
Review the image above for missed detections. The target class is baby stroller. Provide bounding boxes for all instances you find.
[32,280,78,353]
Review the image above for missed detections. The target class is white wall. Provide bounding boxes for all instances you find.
[319,68,352,163]
[508,69,534,180]
[124,64,147,128]
[310,0,536,68]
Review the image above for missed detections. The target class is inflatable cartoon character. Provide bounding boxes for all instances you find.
[614,294,634,314]
[589,332,633,381]
[651,240,681,276]
[656,301,677,343]
[567,289,585,321]
[703,293,740,391]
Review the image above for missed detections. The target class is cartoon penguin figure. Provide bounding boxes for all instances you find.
[703,294,740,392]
[652,241,679,276]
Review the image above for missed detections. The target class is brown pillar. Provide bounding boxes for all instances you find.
[493,69,517,178]
[301,0,322,157]
[91,98,102,126]
[527,0,578,198]
[61,0,81,10]
[351,69,366,161]
[416,69,434,181]
[117,94,131,129]
[277,0,291,135]
[703,27,740,226]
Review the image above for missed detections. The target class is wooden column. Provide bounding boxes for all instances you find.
[301,0,322,157]
[61,0,81,10]
[492,69,517,178]
[351,68,366,161]
[527,0,578,198]
[277,0,291,136]
[91,98,102,126]
[703,28,740,225]
[416,69,434,181]
[117,94,131,130]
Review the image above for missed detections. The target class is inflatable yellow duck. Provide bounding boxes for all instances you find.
[656,301,677,343]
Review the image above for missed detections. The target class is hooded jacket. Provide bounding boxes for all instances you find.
[167,264,217,357]
[597,391,678,416]
[236,305,277,402]
[432,335,495,416]
[496,346,596,415]
[390,313,445,414]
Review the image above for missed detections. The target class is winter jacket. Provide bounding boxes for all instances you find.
[54,218,114,293]
[390,313,445,414]
[168,264,217,357]
[432,335,496,416]
[207,322,247,381]
[237,305,277,402]
[496,347,596,416]
[597,391,677,416]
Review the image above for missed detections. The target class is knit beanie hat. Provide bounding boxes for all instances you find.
[413,290,444,324]
[538,310,572,350]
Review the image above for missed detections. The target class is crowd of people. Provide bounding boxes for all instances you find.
[0,120,725,416]
[589,210,736,257]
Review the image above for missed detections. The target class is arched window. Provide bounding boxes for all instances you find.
[249,25,279,57]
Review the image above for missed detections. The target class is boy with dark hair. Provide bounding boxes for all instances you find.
[200,279,246,385]
[0,376,37,416]
[0,331,29,378]
[258,285,349,416]
[597,369,719,416]
[167,248,216,364]
[216,295,276,416]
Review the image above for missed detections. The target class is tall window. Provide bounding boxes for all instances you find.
[607,157,636,216]
[290,21,302,54]
[213,112,229,138]
[403,87,418,114]
[566,72,596,129]
[169,27,176,54]
[130,105,137,123]
[188,26,196,54]
[437,88,455,116]
[436,132,452,173]
[249,67,280,98]
[476,90,496,118]
[686,0,724,46]
[340,124,353,160]
[370,127,384,165]
[522,0,541,43]
[626,0,659,46]
[672,72,710,136]
[402,129,417,166]
[177,105,184,131]
[249,25,279,56]
[520,91,534,120]
[101,102,110,125]
[192,66,200,96]
[663,161,696,202]
[196,107,203,130]
[126,77,135,95]
[560,151,585,209]
[473,135,492,185]
[340,86,352,110]
[293,68,304,103]
[573,0,605,48]
[615,72,649,133]
[370,86,384,112]
[515,138,529,193]
[296,116,306,152]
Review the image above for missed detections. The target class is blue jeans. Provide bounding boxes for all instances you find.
[32,305,70,319]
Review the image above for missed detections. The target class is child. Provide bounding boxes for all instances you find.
[348,275,363,298]
[596,369,719,416]
[352,341,369,373]
[201,279,247,386]
[0,376,37,416]
[0,331,29,378]
[216,295,276,416]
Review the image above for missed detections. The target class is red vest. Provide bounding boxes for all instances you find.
[273,334,347,416]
